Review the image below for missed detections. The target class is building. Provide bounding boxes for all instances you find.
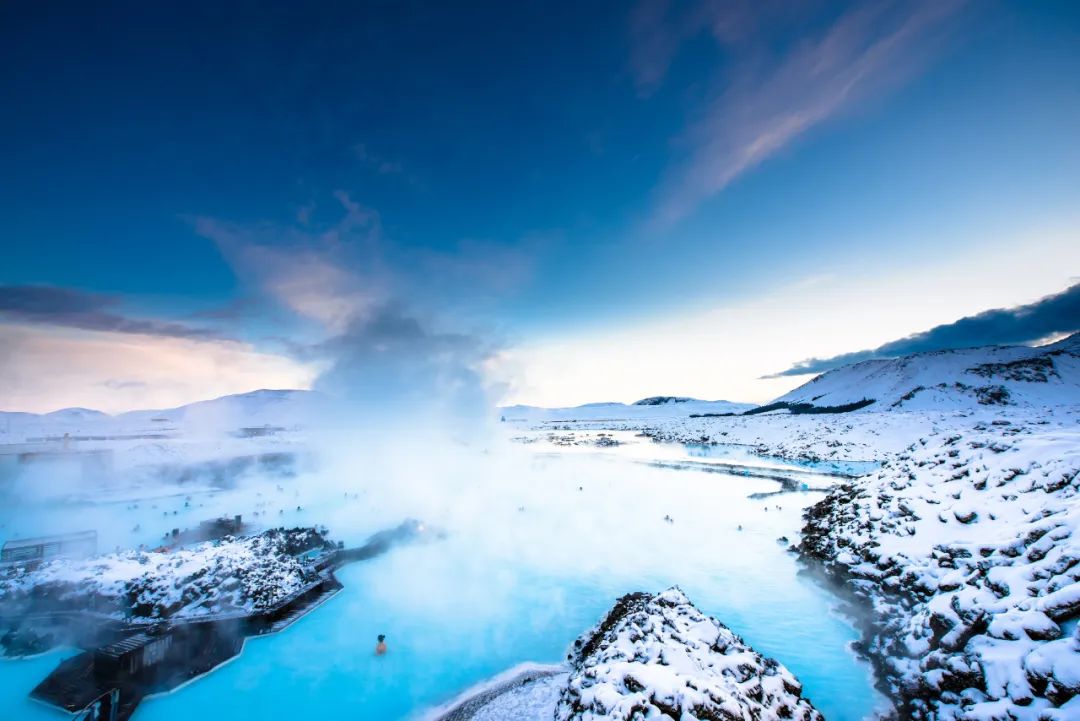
[94,633,173,677]
[0,530,97,567]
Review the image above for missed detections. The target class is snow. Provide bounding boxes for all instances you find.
[0,527,329,625]
[430,589,824,721]
[771,333,1080,411]
[0,388,318,443]
[555,587,823,721]
[800,407,1080,720]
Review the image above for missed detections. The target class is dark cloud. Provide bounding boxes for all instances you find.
[0,285,223,340]
[764,282,1080,378]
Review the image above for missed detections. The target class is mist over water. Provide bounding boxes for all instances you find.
[0,429,883,721]
[0,302,882,721]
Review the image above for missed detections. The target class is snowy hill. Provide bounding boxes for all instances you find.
[0,389,318,440]
[771,333,1080,411]
[116,389,317,429]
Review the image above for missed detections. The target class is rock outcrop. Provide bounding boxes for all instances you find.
[555,587,823,721]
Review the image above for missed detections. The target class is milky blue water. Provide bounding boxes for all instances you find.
[0,446,885,720]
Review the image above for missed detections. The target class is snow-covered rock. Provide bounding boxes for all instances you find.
[0,527,331,624]
[800,414,1080,721]
[632,396,699,406]
[555,587,822,721]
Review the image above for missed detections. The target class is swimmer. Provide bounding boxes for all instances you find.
[375,634,387,655]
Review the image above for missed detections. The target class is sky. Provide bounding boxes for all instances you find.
[1,0,1079,413]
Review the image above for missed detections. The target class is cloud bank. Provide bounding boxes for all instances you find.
[765,282,1080,378]
[0,285,221,340]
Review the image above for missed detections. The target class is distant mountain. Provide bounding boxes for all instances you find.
[769,333,1080,412]
[0,389,318,437]
[500,398,754,422]
[117,389,315,427]
[42,407,109,421]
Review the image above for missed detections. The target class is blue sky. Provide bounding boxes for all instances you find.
[2,1,1079,411]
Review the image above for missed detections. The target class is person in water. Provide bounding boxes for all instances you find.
[375,634,387,655]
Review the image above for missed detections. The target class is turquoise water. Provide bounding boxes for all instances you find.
[0,448,884,720]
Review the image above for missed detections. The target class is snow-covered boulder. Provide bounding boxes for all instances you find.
[800,413,1080,720]
[555,587,823,721]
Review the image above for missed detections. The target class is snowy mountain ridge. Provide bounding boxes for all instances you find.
[771,333,1080,412]
[0,389,318,439]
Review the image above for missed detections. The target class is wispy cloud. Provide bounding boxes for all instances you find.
[636,0,967,228]
[764,282,1080,377]
[0,285,222,340]
[193,191,387,334]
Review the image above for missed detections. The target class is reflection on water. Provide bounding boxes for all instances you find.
[0,444,884,721]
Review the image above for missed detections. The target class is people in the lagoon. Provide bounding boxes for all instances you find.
[375,634,387,655]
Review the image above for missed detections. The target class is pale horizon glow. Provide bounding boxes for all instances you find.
[498,227,1080,407]
[3,223,1077,415]
[0,324,318,415]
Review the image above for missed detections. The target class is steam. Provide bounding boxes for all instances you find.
[313,302,500,432]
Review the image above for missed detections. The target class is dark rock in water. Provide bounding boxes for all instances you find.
[556,587,823,721]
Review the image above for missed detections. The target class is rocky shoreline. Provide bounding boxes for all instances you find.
[798,417,1080,720]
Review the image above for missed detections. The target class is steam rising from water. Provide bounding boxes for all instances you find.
[314,302,500,432]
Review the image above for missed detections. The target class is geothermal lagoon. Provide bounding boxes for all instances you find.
[0,430,883,721]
